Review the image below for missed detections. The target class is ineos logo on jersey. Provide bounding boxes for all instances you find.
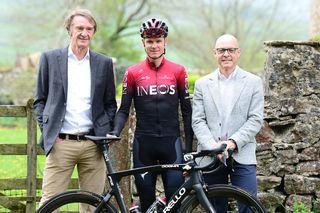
[137,85,176,96]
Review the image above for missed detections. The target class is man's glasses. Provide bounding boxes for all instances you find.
[215,48,239,55]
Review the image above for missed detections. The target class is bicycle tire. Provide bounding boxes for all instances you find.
[179,184,267,213]
[37,190,118,213]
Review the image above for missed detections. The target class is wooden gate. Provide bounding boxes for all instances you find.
[0,99,131,212]
[0,99,39,212]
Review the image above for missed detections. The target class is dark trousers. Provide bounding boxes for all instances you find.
[132,135,184,212]
[204,161,257,213]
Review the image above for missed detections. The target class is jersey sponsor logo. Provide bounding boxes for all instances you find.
[137,84,176,96]
[140,76,151,80]
[159,75,173,80]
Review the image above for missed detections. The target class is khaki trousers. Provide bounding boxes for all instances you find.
[39,138,106,211]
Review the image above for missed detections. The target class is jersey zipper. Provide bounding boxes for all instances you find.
[155,66,161,136]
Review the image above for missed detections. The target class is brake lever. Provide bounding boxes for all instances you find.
[221,151,228,167]
[221,149,234,170]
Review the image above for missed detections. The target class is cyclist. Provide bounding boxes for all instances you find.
[109,18,193,212]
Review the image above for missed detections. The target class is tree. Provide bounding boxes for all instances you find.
[150,0,309,73]
[1,0,154,103]
[4,0,152,65]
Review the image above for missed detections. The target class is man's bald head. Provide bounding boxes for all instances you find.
[214,34,239,49]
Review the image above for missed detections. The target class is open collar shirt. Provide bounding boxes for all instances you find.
[60,46,93,134]
[217,66,239,140]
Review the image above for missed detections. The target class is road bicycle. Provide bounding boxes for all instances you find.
[37,135,267,213]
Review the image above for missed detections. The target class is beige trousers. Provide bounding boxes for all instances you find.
[39,138,106,212]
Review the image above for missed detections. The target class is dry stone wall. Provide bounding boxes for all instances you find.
[257,41,320,212]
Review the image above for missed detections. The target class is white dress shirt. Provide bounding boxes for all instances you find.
[218,67,238,141]
[60,46,93,134]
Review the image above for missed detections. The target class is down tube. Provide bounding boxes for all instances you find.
[162,179,194,212]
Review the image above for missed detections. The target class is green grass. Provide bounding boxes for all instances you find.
[0,122,78,179]
[294,202,317,213]
[0,126,46,178]
[0,127,27,144]
[0,117,26,129]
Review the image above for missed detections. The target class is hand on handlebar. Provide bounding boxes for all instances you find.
[218,140,235,158]
[106,133,119,146]
[214,140,234,168]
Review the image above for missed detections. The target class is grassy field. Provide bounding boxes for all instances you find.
[0,118,76,179]
[0,122,46,178]
[0,118,81,212]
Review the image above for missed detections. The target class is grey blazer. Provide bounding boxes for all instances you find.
[33,46,117,156]
[192,67,264,165]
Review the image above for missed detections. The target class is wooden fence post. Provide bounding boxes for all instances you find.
[25,99,37,213]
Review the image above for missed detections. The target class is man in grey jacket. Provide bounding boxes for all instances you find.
[33,9,117,209]
[192,34,264,212]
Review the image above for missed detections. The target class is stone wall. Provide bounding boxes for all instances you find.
[126,41,320,212]
[256,41,320,212]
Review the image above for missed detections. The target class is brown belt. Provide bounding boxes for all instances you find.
[58,133,87,141]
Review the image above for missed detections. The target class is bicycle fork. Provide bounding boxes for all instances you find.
[193,183,216,213]
[192,172,216,213]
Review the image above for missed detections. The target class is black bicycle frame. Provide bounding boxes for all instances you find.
[93,143,216,213]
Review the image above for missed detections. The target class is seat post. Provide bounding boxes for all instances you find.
[100,143,116,174]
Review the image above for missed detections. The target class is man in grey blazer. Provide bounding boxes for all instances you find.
[33,9,117,209]
[192,34,264,212]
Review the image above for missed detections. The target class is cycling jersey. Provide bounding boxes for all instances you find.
[112,57,193,152]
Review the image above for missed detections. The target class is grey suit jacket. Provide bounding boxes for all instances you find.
[192,67,264,165]
[33,46,117,156]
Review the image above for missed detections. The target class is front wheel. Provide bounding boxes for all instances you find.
[36,190,117,213]
[179,184,267,213]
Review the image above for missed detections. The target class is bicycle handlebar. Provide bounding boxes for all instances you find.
[183,143,227,161]
[183,143,235,172]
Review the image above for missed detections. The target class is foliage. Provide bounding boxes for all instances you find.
[90,0,148,65]
[1,0,151,66]
[1,0,310,70]
[188,73,202,94]
[154,0,309,73]
[0,0,310,104]
[310,35,320,42]
[2,68,36,105]
[116,83,123,100]
[293,202,315,213]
